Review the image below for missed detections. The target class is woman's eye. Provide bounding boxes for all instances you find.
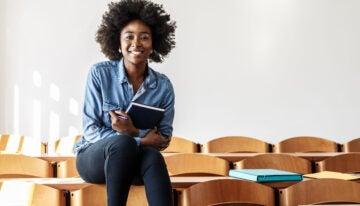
[140,35,150,41]
[125,35,134,40]
[123,34,151,41]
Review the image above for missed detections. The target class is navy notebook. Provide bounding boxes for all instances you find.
[229,169,303,182]
[125,102,165,130]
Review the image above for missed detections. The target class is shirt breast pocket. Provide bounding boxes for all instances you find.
[103,102,124,127]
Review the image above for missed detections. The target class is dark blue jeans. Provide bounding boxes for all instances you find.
[76,135,172,206]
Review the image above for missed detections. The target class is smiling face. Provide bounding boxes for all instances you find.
[119,19,153,69]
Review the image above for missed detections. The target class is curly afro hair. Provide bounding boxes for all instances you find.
[96,0,176,62]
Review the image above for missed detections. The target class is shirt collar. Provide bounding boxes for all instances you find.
[118,58,157,89]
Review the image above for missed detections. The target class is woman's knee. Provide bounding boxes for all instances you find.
[143,146,163,158]
[105,135,138,156]
[140,147,166,168]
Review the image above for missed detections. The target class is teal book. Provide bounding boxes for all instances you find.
[229,169,303,182]
[125,102,165,130]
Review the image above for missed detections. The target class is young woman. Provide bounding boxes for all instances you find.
[73,0,177,205]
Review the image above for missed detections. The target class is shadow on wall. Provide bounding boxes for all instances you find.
[12,70,81,146]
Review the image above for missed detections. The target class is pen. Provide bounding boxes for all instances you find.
[117,115,128,120]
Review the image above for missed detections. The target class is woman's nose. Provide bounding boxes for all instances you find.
[131,37,141,46]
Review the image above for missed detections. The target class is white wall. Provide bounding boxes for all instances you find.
[0,0,5,132]
[1,0,360,144]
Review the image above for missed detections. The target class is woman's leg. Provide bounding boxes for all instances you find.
[76,135,139,206]
[139,147,173,206]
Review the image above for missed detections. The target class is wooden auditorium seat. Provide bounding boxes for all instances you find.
[315,153,360,173]
[279,178,360,206]
[165,153,231,206]
[273,136,339,153]
[162,136,199,153]
[54,135,81,154]
[201,136,271,153]
[164,153,230,176]
[61,157,149,206]
[54,135,81,178]
[56,158,79,178]
[233,153,312,174]
[0,153,53,178]
[0,134,22,153]
[19,135,45,155]
[341,137,360,152]
[0,181,66,206]
[0,134,45,155]
[70,183,149,206]
[70,184,107,206]
[181,179,275,206]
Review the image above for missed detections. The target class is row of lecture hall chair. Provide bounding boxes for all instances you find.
[1,151,360,206]
[1,134,360,205]
[2,134,360,154]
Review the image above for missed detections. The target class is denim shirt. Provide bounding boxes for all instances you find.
[73,59,175,154]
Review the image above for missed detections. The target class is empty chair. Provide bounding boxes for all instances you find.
[273,136,339,153]
[60,158,148,206]
[70,184,106,206]
[0,181,66,206]
[315,153,360,173]
[181,179,275,206]
[0,134,22,153]
[70,184,148,206]
[279,178,360,206]
[341,137,360,152]
[0,153,53,178]
[56,158,79,178]
[19,135,44,155]
[162,136,199,153]
[167,153,231,206]
[54,135,81,154]
[0,134,45,155]
[233,153,312,174]
[55,160,104,205]
[164,153,230,176]
[201,136,271,153]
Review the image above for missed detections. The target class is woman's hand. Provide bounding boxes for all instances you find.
[140,127,171,151]
[109,110,139,137]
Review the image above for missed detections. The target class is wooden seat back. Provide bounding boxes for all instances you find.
[162,136,198,153]
[55,135,81,154]
[164,153,230,176]
[182,179,275,206]
[0,181,66,206]
[19,135,44,155]
[279,178,360,206]
[0,134,22,153]
[0,154,53,178]
[273,136,339,153]
[0,134,45,155]
[233,153,312,174]
[201,136,271,153]
[342,137,360,152]
[315,153,360,173]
